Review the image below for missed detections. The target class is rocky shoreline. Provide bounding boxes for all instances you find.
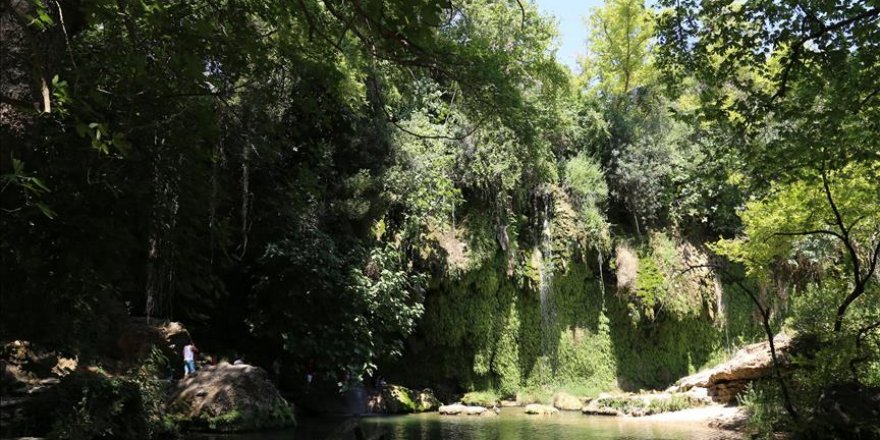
[2,322,794,438]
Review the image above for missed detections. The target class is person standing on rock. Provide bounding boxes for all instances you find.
[183,341,199,377]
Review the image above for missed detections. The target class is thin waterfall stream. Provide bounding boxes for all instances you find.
[538,192,556,376]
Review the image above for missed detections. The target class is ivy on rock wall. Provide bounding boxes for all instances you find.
[386,203,764,396]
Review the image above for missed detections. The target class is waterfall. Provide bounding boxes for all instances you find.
[538,192,555,371]
[597,247,606,306]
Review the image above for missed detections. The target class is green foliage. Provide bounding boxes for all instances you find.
[189,399,295,432]
[646,394,703,414]
[460,390,501,407]
[563,153,610,241]
[3,2,875,438]
[714,163,880,283]
[390,249,762,396]
[255,240,425,378]
[588,393,703,416]
[656,0,880,182]
[738,382,784,439]
[49,371,150,440]
[582,0,655,97]
[128,347,178,438]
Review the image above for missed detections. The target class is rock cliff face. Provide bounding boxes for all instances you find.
[673,333,792,404]
[167,362,295,432]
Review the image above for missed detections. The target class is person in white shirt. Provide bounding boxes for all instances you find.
[183,342,198,376]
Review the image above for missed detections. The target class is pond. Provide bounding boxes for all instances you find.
[193,408,741,440]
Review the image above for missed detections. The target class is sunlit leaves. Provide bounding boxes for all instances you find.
[714,163,880,282]
[581,0,655,98]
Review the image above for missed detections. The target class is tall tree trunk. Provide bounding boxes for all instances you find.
[145,131,180,322]
[238,141,250,259]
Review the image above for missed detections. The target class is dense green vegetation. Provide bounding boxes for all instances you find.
[1,0,877,438]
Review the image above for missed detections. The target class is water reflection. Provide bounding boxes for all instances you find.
[192,409,741,440]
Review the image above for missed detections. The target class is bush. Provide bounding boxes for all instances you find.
[646,394,702,414]
[48,370,151,440]
[47,347,177,440]
[738,381,785,439]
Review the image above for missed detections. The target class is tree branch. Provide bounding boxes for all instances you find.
[850,318,880,383]
[678,262,799,421]
[858,87,880,110]
[514,0,526,31]
[772,229,845,241]
[822,169,866,332]
[770,8,880,102]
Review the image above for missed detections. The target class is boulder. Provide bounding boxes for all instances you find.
[439,403,465,415]
[168,362,295,432]
[552,392,583,411]
[581,398,621,416]
[524,404,559,415]
[438,403,497,416]
[379,385,440,414]
[673,333,792,404]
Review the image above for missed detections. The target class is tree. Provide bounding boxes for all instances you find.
[655,0,880,181]
[581,0,655,98]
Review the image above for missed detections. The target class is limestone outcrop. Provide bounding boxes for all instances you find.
[672,333,792,404]
[167,362,295,432]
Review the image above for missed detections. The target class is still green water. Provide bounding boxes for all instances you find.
[194,409,740,440]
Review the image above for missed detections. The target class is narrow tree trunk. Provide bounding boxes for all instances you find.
[733,279,799,421]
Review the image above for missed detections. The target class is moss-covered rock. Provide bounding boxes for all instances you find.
[460,390,500,408]
[524,403,559,415]
[167,362,295,432]
[380,385,441,414]
[552,392,583,411]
